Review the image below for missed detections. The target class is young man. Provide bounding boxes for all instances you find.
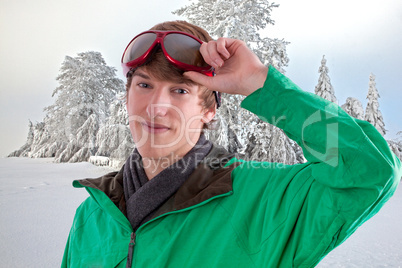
[62,21,401,267]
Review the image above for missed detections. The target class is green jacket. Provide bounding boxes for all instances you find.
[62,66,401,268]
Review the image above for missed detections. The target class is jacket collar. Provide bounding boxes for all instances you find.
[75,144,238,217]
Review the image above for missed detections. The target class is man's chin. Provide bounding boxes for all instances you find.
[136,146,176,159]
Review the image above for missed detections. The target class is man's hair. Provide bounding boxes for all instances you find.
[125,21,217,129]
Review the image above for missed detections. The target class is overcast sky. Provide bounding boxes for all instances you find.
[1,0,401,157]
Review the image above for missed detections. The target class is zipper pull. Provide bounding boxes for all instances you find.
[126,232,136,268]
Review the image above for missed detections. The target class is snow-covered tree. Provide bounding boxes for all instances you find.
[315,55,337,104]
[44,52,124,142]
[341,97,364,120]
[365,73,386,136]
[244,121,298,165]
[8,120,34,157]
[9,51,126,164]
[43,51,124,162]
[268,127,297,164]
[54,135,80,163]
[61,113,100,163]
[29,121,51,158]
[205,94,243,153]
[388,141,401,162]
[95,96,135,168]
[387,131,402,162]
[205,112,229,149]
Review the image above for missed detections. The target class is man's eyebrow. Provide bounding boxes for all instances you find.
[132,71,151,80]
[132,70,197,87]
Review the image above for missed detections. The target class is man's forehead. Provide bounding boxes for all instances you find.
[132,69,152,80]
[133,68,199,88]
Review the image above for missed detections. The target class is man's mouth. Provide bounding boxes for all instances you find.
[141,121,170,134]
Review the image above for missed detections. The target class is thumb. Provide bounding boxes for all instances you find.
[183,71,215,89]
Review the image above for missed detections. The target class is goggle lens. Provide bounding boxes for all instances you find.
[122,33,157,64]
[163,33,208,67]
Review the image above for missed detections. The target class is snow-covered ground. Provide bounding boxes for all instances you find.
[0,157,401,267]
[0,157,115,267]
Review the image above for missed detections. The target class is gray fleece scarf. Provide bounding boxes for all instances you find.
[123,134,212,231]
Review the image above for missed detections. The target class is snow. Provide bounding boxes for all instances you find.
[89,155,110,166]
[1,157,401,267]
[317,186,402,267]
[0,157,116,267]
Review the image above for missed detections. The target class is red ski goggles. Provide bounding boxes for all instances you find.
[122,30,214,77]
[121,30,221,107]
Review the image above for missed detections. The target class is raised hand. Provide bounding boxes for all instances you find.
[184,38,268,96]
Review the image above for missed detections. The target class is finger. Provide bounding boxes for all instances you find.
[183,71,215,90]
[200,42,213,67]
[204,41,225,68]
[216,38,231,59]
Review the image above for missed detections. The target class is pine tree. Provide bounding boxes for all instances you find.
[96,95,135,168]
[387,131,401,162]
[42,51,125,162]
[205,93,243,153]
[8,120,34,157]
[44,51,124,142]
[387,141,401,162]
[315,55,337,104]
[30,121,51,158]
[341,97,364,120]
[245,122,298,165]
[62,113,100,163]
[365,73,386,136]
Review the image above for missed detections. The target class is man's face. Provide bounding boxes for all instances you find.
[126,68,215,159]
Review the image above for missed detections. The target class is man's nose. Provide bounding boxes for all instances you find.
[146,89,170,118]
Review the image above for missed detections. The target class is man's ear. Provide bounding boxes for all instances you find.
[202,106,216,123]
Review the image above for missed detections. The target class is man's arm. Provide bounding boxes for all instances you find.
[230,65,401,267]
[187,38,401,266]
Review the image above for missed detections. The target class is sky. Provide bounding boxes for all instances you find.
[0,0,401,157]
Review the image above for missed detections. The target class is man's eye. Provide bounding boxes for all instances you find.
[138,83,150,88]
[174,88,188,94]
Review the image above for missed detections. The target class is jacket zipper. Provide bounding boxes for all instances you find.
[126,232,136,268]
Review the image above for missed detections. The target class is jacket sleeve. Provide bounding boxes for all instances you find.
[61,227,72,267]
[230,65,401,267]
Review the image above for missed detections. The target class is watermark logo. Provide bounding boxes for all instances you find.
[301,103,339,167]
